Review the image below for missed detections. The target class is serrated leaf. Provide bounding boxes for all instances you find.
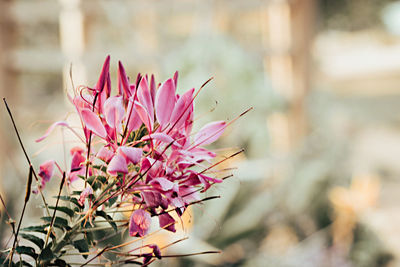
[41,216,71,230]
[38,245,54,261]
[73,239,89,259]
[95,210,118,232]
[20,233,44,249]
[49,206,74,217]
[16,246,37,259]
[21,225,47,234]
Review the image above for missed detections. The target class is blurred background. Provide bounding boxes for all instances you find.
[2,0,400,266]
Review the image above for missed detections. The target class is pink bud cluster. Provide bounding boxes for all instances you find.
[37,56,227,237]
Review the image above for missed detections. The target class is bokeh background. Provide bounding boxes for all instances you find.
[1,0,400,266]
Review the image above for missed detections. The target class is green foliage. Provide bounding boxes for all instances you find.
[72,239,89,259]
[20,233,44,249]
[96,210,118,232]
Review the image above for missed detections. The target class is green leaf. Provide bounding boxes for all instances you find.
[20,233,44,249]
[41,216,71,230]
[95,210,118,232]
[54,259,71,267]
[73,239,89,259]
[108,196,118,207]
[21,225,47,234]
[48,206,74,217]
[38,245,54,261]
[57,196,83,208]
[16,246,37,259]
[87,175,107,190]
[15,261,33,267]
[72,190,82,196]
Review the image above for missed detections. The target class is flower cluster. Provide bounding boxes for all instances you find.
[37,56,227,242]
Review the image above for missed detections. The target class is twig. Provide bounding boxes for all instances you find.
[9,166,33,266]
[3,98,50,217]
[44,172,66,247]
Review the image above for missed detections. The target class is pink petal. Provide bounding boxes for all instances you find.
[173,71,179,89]
[141,133,176,144]
[117,61,131,98]
[97,146,114,163]
[150,74,156,104]
[95,55,110,93]
[137,76,154,120]
[78,187,93,206]
[126,97,142,132]
[193,121,226,147]
[118,146,142,164]
[81,108,107,139]
[71,151,85,171]
[36,121,70,142]
[158,213,176,233]
[169,88,194,130]
[70,146,84,156]
[107,154,128,175]
[135,101,154,132]
[103,96,124,129]
[38,160,55,183]
[180,186,201,204]
[151,178,175,191]
[155,78,176,127]
[129,209,151,237]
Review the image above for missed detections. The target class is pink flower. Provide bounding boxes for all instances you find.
[129,209,151,237]
[38,160,55,186]
[78,187,93,206]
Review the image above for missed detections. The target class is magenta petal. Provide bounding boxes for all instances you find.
[70,151,85,171]
[155,78,176,127]
[95,55,110,93]
[36,121,70,142]
[38,160,55,183]
[81,109,107,139]
[159,213,176,233]
[194,121,226,146]
[118,146,142,164]
[107,154,128,175]
[142,191,163,208]
[129,209,151,237]
[117,61,131,98]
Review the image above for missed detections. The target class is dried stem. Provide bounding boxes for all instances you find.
[9,166,33,266]
[3,98,50,217]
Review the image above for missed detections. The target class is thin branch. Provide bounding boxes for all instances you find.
[3,98,50,216]
[44,172,66,247]
[9,166,33,266]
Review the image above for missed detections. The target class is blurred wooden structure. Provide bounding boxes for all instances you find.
[0,0,316,187]
[263,0,315,152]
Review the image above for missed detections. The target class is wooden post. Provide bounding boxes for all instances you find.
[262,0,315,153]
[59,0,86,95]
